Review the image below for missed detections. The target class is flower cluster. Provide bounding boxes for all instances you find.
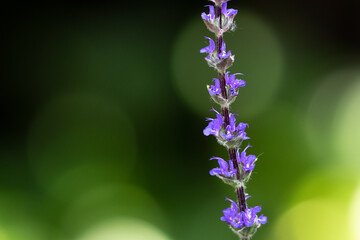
[200,37,234,73]
[221,198,267,230]
[201,3,237,36]
[200,1,267,239]
[209,157,237,177]
[208,143,258,187]
[207,72,246,107]
[204,109,249,148]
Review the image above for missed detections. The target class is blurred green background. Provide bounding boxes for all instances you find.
[1,0,360,240]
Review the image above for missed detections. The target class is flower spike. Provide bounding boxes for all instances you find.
[200,1,266,238]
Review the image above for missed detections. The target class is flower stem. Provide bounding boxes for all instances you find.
[215,4,248,223]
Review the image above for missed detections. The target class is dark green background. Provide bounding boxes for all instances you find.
[1,1,360,240]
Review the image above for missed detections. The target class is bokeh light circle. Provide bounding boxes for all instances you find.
[27,92,137,202]
[290,168,358,205]
[172,11,283,118]
[272,198,352,240]
[75,218,172,240]
[62,184,167,236]
[0,191,47,240]
[350,183,360,240]
[332,76,360,167]
[271,168,359,240]
[305,69,360,164]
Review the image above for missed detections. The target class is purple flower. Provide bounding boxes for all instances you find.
[221,2,238,18]
[203,109,223,136]
[221,198,244,228]
[200,37,216,55]
[230,113,248,132]
[237,145,256,172]
[243,206,261,227]
[257,214,267,224]
[229,113,237,132]
[201,5,215,21]
[225,72,246,89]
[219,113,249,143]
[238,131,250,140]
[230,113,249,134]
[221,198,237,223]
[209,157,237,177]
[218,41,232,59]
[221,125,236,140]
[236,122,248,132]
[200,1,267,236]
[208,78,221,95]
[243,155,256,172]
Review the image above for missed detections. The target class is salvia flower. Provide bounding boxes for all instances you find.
[225,72,246,97]
[200,37,216,57]
[201,38,234,72]
[221,2,238,17]
[243,206,262,227]
[200,1,266,238]
[203,109,223,137]
[237,145,257,173]
[221,198,244,228]
[221,2,238,32]
[213,113,249,148]
[209,157,237,177]
[208,78,221,95]
[201,5,215,21]
[201,5,223,36]
[221,198,266,231]
[218,41,232,59]
[257,214,268,225]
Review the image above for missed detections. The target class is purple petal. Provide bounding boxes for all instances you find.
[253,206,262,213]
[203,126,212,136]
[244,219,254,227]
[210,107,219,114]
[225,197,238,212]
[236,79,246,88]
[219,50,231,59]
[229,160,235,172]
[202,5,215,20]
[200,37,215,54]
[248,155,256,163]
[221,132,235,140]
[221,2,228,14]
[258,214,267,224]
[229,114,236,129]
[209,5,215,19]
[236,122,248,132]
[209,168,222,176]
[201,12,210,21]
[236,148,241,163]
[226,9,238,17]
[216,113,223,127]
[241,144,251,161]
[214,78,220,88]
[229,73,236,83]
[221,41,226,52]
[220,216,227,222]
[218,158,229,170]
[241,133,250,140]
[225,72,230,84]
